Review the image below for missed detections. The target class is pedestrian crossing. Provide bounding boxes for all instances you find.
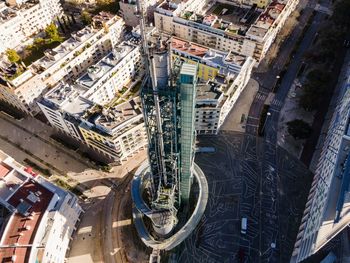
[255,93,267,101]
[271,98,283,108]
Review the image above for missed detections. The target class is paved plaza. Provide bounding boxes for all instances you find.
[175,131,312,263]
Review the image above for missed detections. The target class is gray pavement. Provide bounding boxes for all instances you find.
[174,132,312,262]
[246,0,318,136]
[264,7,328,145]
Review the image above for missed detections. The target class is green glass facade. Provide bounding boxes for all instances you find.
[179,63,197,203]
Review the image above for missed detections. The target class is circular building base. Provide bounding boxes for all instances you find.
[131,161,208,251]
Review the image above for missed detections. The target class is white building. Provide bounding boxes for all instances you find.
[170,36,255,133]
[0,0,62,54]
[291,61,350,262]
[0,150,83,263]
[0,12,124,114]
[154,0,298,63]
[37,40,146,163]
[119,0,158,27]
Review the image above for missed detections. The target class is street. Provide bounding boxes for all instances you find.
[246,0,319,135]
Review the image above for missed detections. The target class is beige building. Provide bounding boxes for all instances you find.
[154,0,298,63]
[0,12,124,114]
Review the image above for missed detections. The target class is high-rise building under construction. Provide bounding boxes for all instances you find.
[140,35,198,234]
[131,1,208,255]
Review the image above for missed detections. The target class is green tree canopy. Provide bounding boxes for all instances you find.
[6,49,21,63]
[81,11,92,25]
[287,119,312,140]
[45,23,62,42]
[332,0,350,28]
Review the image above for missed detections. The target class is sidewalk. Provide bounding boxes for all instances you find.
[220,78,259,132]
[277,81,314,158]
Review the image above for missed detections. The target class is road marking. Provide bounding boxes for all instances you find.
[112,219,132,228]
[248,116,259,120]
[246,123,258,127]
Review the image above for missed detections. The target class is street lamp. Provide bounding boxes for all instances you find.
[261,112,271,135]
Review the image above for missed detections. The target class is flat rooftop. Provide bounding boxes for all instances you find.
[205,2,262,32]
[34,27,96,71]
[196,82,223,101]
[94,97,142,130]
[32,13,121,71]
[76,43,135,89]
[43,82,93,116]
[159,0,287,39]
[171,37,246,70]
[0,180,54,263]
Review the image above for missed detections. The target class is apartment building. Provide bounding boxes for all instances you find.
[154,0,298,63]
[0,0,62,54]
[291,63,350,262]
[119,0,158,27]
[0,12,124,114]
[0,150,83,263]
[79,98,147,162]
[170,37,255,133]
[37,40,146,162]
[38,83,146,162]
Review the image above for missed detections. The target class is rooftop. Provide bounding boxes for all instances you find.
[196,81,223,101]
[76,42,135,89]
[0,0,39,25]
[94,97,142,130]
[0,180,54,263]
[31,13,122,71]
[43,82,93,116]
[204,2,262,33]
[171,37,246,73]
[158,0,287,39]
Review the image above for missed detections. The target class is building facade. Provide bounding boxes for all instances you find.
[154,0,298,63]
[0,12,124,114]
[170,36,255,134]
[119,0,158,27]
[0,0,62,54]
[291,62,350,262]
[0,150,83,263]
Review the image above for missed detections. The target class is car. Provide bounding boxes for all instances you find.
[241,217,247,234]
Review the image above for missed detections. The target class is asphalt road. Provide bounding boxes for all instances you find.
[264,8,328,145]
[245,0,318,135]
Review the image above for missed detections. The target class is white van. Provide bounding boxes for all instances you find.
[241,217,247,234]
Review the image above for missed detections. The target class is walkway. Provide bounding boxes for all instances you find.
[131,162,208,251]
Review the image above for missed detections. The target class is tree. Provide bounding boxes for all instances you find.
[81,10,92,25]
[332,0,350,28]
[6,49,21,63]
[45,23,62,42]
[287,119,312,140]
[34,37,45,46]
